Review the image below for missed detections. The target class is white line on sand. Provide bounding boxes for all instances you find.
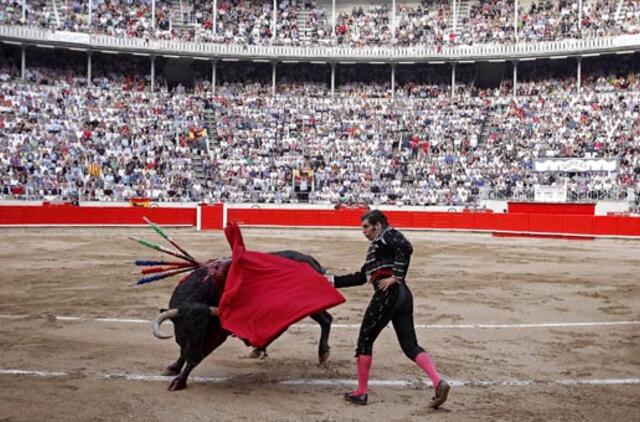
[1,368,639,388]
[1,314,639,330]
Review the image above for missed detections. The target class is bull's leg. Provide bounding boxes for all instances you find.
[162,353,185,376]
[310,311,333,364]
[168,361,198,391]
[168,322,230,392]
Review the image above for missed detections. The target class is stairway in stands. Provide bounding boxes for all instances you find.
[188,108,216,194]
[204,108,216,144]
[296,9,311,45]
[477,107,496,147]
[189,153,209,189]
[47,0,61,28]
[451,0,470,33]
[171,0,187,30]
[614,0,627,22]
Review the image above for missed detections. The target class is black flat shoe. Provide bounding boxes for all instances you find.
[430,380,450,409]
[344,391,368,405]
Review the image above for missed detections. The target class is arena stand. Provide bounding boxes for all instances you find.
[1,0,639,45]
[0,1,639,238]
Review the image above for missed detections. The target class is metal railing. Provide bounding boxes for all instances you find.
[1,25,639,61]
[4,185,635,206]
[481,187,632,203]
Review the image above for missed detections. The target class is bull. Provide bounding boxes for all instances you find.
[152,250,334,391]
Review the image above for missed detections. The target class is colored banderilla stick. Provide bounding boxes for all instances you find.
[136,266,195,285]
[135,264,195,275]
[128,237,199,265]
[143,217,197,262]
[134,259,191,267]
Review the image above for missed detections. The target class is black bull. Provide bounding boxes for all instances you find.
[152,250,334,391]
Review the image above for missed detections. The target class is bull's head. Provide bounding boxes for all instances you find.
[152,306,219,339]
[152,257,231,339]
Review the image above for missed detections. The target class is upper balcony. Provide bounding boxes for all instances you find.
[1,23,640,63]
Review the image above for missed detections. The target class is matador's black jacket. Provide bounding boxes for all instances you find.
[334,227,413,292]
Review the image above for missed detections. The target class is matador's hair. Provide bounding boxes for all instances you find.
[360,209,388,228]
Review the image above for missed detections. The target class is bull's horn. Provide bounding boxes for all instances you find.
[209,307,219,316]
[152,308,179,339]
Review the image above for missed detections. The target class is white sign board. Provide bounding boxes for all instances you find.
[534,185,567,203]
[52,31,91,44]
[534,158,618,173]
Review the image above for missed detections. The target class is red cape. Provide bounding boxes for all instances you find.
[218,222,345,348]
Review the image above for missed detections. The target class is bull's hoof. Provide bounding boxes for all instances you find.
[319,349,330,365]
[168,377,187,391]
[248,348,268,359]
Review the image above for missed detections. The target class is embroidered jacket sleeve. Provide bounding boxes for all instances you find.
[383,229,413,281]
[333,265,368,288]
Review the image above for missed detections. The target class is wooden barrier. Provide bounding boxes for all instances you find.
[0,204,195,226]
[1,204,639,238]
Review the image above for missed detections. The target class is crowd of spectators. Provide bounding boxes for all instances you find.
[495,54,640,96]
[0,0,56,28]
[484,92,639,201]
[2,0,640,47]
[202,95,488,204]
[517,0,580,42]
[394,0,452,47]
[1,48,640,206]
[0,81,203,201]
[335,4,392,47]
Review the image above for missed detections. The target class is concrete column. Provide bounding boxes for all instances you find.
[513,61,517,96]
[152,0,156,29]
[212,60,217,95]
[88,0,92,25]
[331,62,336,99]
[22,0,26,22]
[577,57,582,94]
[272,62,277,97]
[391,63,396,100]
[20,45,26,80]
[87,52,92,86]
[150,56,156,92]
[451,62,456,98]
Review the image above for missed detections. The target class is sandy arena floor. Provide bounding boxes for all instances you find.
[0,227,638,422]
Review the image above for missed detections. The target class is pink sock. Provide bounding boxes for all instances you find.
[415,352,441,392]
[353,355,372,395]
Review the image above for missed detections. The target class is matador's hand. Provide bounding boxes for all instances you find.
[325,274,335,285]
[377,276,400,291]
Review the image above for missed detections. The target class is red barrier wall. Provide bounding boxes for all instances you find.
[220,208,640,238]
[198,204,224,230]
[227,208,366,227]
[0,204,196,226]
[508,202,595,215]
[2,205,640,238]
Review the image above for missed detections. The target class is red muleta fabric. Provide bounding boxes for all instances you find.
[218,221,345,348]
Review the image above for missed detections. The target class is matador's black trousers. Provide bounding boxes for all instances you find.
[355,282,425,360]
